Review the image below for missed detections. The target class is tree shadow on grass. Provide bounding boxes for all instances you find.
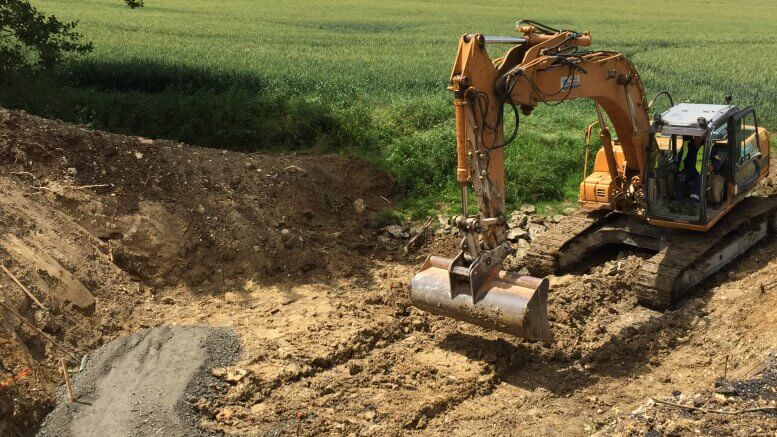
[0,58,346,153]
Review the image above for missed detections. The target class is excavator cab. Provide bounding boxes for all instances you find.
[646,104,770,230]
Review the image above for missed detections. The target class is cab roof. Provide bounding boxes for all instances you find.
[660,103,737,128]
[655,103,739,137]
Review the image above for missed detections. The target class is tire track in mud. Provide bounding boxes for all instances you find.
[206,331,499,435]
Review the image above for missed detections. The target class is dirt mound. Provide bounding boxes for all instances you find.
[37,326,239,437]
[0,107,396,436]
[0,107,395,288]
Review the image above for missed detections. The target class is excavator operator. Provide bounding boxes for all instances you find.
[675,135,705,203]
[675,135,725,204]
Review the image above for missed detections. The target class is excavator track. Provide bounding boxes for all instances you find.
[524,210,607,277]
[527,196,777,309]
[634,196,777,308]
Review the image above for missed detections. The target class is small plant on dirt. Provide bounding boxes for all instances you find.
[0,0,92,74]
[124,0,144,8]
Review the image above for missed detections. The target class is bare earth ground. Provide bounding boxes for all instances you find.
[0,107,775,436]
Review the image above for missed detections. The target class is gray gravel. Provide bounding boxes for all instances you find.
[36,325,240,437]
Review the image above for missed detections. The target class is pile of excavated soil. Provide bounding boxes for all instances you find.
[0,107,397,436]
[37,326,240,437]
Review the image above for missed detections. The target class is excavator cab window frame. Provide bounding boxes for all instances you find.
[728,107,761,197]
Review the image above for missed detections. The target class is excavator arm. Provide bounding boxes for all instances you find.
[411,22,652,340]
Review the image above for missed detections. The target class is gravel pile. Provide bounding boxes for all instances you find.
[37,325,240,437]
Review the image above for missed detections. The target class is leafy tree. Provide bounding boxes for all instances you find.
[0,0,92,73]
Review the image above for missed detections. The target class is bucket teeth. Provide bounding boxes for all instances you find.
[410,255,550,341]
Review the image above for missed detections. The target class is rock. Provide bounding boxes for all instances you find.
[66,167,77,176]
[602,263,619,276]
[133,151,144,159]
[196,204,206,214]
[520,204,536,214]
[527,223,547,240]
[224,292,241,303]
[161,296,175,305]
[284,363,302,375]
[510,239,531,260]
[551,215,565,223]
[385,225,408,239]
[349,363,363,375]
[508,211,528,229]
[280,228,290,235]
[506,228,529,242]
[353,198,367,214]
[224,368,248,384]
[216,406,236,422]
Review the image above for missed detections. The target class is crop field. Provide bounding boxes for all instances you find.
[8,0,777,214]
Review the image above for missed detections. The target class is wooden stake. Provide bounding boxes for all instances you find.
[60,358,74,402]
[2,264,47,310]
[404,216,434,256]
[651,397,776,415]
[724,354,729,381]
[0,299,78,361]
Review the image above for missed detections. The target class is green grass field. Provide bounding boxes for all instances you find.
[5,0,777,216]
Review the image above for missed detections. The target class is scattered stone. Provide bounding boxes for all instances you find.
[527,223,547,240]
[224,292,241,303]
[280,228,290,236]
[224,368,248,384]
[133,151,144,159]
[520,204,536,214]
[161,296,175,305]
[507,228,529,242]
[349,363,363,375]
[353,198,367,214]
[66,167,77,176]
[386,225,408,239]
[508,211,528,229]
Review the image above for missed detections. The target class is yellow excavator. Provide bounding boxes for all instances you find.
[411,20,776,340]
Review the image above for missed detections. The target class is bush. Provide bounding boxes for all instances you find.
[0,0,91,74]
[124,0,144,9]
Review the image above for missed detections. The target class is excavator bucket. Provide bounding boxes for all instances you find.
[410,254,550,341]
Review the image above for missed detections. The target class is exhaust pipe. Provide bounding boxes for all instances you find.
[410,255,550,341]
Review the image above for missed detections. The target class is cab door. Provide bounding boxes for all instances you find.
[729,108,762,198]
